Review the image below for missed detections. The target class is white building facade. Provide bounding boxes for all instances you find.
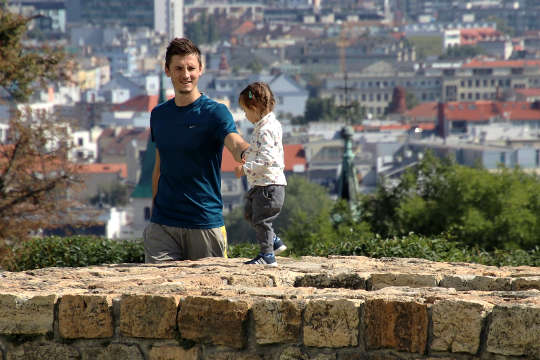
[154,0,184,40]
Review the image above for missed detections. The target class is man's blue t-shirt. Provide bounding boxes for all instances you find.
[150,94,237,229]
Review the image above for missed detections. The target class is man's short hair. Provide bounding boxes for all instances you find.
[165,38,202,69]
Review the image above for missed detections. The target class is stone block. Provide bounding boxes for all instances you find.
[177,296,249,349]
[80,343,144,360]
[364,298,428,354]
[206,351,262,360]
[431,299,493,354]
[368,273,438,290]
[303,299,362,348]
[58,295,113,339]
[440,275,512,291]
[6,343,79,360]
[148,345,198,360]
[253,298,302,344]
[119,294,179,338]
[279,346,309,360]
[0,294,56,335]
[294,273,367,290]
[512,276,540,291]
[486,304,540,358]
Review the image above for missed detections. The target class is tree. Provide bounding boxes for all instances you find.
[185,13,220,45]
[89,183,130,207]
[439,45,485,60]
[360,152,540,250]
[0,9,68,102]
[303,97,365,124]
[405,92,419,110]
[0,8,79,266]
[224,175,335,249]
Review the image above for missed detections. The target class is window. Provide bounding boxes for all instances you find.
[78,137,83,146]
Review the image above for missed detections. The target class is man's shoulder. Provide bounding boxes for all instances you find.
[151,98,174,115]
[199,95,230,114]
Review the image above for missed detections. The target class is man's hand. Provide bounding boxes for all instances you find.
[234,164,244,178]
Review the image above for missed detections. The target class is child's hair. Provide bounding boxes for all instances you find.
[238,82,275,114]
[165,37,202,70]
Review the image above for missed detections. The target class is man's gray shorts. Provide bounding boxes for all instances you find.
[143,222,227,263]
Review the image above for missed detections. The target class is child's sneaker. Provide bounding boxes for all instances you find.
[273,236,287,254]
[245,253,277,266]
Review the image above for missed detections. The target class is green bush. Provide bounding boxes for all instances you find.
[9,236,144,271]
[227,242,259,259]
[361,152,540,250]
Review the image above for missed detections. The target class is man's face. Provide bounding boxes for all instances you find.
[165,54,202,96]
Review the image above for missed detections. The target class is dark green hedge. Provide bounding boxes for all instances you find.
[9,236,144,271]
[8,233,539,272]
[228,233,540,268]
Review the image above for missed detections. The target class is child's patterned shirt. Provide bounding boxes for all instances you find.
[243,111,287,187]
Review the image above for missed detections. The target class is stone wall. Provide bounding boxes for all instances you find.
[0,256,539,360]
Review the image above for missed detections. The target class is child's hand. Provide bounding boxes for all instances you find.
[234,165,244,178]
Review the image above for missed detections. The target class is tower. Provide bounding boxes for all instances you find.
[154,0,184,39]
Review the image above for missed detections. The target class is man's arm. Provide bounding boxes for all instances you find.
[152,148,160,203]
[224,132,250,163]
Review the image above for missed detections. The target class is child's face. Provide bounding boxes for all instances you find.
[241,105,260,124]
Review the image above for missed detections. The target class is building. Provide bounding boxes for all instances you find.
[154,0,184,39]
[67,0,154,29]
[8,0,67,36]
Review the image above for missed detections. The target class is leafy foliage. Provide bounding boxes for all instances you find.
[89,183,131,207]
[361,152,540,250]
[184,13,220,45]
[8,236,144,271]
[0,9,69,102]
[224,175,334,246]
[439,45,485,60]
[301,97,365,124]
[0,111,82,248]
[0,9,79,262]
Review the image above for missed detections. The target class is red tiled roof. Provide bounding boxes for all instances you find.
[406,101,540,122]
[232,21,255,36]
[283,144,307,171]
[463,59,540,68]
[460,28,500,45]
[221,144,307,173]
[390,32,405,41]
[112,94,174,113]
[404,102,439,119]
[112,95,158,112]
[78,163,127,178]
[515,88,540,97]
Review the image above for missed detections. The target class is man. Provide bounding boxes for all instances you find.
[144,38,249,263]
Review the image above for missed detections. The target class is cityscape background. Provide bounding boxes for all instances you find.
[2,0,540,240]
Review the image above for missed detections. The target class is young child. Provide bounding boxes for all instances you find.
[234,82,287,266]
